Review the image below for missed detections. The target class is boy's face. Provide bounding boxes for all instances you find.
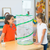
[8,17,14,24]
[36,17,41,23]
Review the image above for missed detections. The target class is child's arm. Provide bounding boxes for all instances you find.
[0,33,5,43]
[15,31,17,35]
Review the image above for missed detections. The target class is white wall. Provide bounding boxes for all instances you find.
[0,0,22,16]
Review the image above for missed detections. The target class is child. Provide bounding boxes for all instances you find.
[0,15,17,42]
[34,13,48,50]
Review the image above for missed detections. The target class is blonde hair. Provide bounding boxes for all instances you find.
[36,13,47,23]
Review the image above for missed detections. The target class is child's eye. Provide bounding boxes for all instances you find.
[12,19,14,20]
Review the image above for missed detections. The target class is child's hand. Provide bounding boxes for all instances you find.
[34,41,38,44]
[0,38,1,43]
[34,42,41,45]
[15,32,17,35]
[34,42,37,44]
[0,33,5,43]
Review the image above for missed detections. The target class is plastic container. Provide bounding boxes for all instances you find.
[1,42,5,47]
[16,16,34,45]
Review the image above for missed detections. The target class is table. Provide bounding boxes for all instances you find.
[0,40,43,50]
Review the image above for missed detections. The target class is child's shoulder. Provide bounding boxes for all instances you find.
[4,24,8,26]
[3,24,8,28]
[37,23,47,27]
[42,23,47,26]
[42,23,47,29]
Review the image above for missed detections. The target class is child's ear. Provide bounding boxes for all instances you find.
[40,19,42,21]
[36,17,37,19]
[7,20,10,22]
